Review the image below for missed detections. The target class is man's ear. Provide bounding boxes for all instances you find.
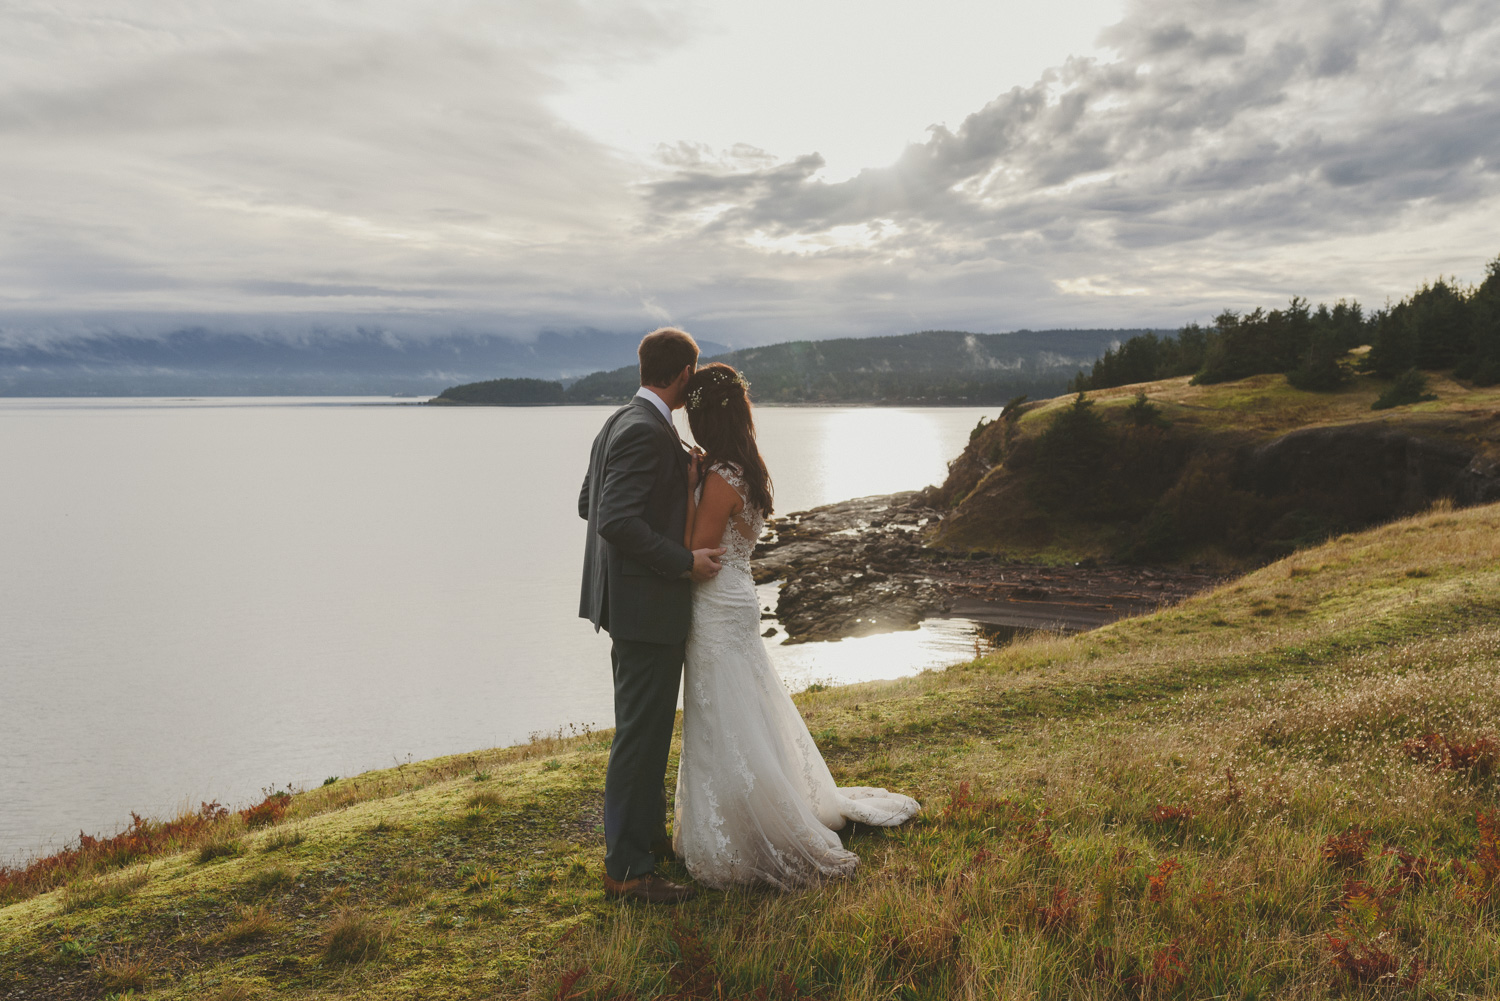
[677,364,695,388]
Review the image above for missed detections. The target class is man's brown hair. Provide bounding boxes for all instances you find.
[638,327,699,387]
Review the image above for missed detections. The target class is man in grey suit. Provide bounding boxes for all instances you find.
[579,326,724,904]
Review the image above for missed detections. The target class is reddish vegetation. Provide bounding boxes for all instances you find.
[1222,767,1244,806]
[1320,827,1372,868]
[1105,939,1189,996]
[1385,848,1438,890]
[1147,804,1195,825]
[1147,857,1183,904]
[1337,878,1397,914]
[940,782,1056,861]
[0,801,233,905]
[1189,879,1225,910]
[1325,934,1400,985]
[1401,733,1499,776]
[1455,808,1500,905]
[240,791,292,829]
[1035,885,1082,931]
[0,791,298,906]
[1141,941,1189,991]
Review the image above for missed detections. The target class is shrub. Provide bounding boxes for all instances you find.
[1371,368,1437,409]
[1031,393,1114,513]
[1287,333,1352,390]
[1124,390,1165,426]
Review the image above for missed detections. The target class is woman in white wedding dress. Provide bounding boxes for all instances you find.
[673,363,920,890]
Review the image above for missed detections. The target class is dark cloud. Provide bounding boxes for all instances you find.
[1,0,1496,352]
[645,0,1500,311]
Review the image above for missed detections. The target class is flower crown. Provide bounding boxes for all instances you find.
[686,370,750,411]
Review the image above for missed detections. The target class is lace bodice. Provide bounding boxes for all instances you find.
[699,462,763,575]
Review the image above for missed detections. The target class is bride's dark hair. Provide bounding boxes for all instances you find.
[685,363,773,515]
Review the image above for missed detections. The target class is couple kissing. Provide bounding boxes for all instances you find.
[578,326,920,904]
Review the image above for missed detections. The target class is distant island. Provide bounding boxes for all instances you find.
[426,377,566,406]
[429,327,1150,406]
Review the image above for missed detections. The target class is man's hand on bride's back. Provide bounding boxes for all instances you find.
[690,547,727,582]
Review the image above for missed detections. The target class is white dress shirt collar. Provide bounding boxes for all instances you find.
[633,386,673,425]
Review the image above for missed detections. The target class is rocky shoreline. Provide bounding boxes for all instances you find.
[754,492,1224,644]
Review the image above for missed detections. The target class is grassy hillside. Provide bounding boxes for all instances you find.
[934,367,1500,566]
[4,503,1499,999]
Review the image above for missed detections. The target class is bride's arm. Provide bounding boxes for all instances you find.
[690,471,743,552]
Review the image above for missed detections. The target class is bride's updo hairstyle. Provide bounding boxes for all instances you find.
[685,363,773,515]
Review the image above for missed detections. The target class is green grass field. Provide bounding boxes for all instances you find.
[4,501,1499,999]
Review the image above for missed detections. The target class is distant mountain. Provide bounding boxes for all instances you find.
[436,328,1150,406]
[0,327,727,397]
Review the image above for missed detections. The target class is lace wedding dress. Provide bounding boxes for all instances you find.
[674,463,921,890]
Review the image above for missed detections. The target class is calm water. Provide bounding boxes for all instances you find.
[0,398,995,863]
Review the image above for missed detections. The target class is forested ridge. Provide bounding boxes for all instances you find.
[431,328,1146,406]
[1070,253,1500,402]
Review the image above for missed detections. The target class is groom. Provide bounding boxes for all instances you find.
[578,326,725,904]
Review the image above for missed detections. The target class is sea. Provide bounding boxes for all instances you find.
[0,397,998,864]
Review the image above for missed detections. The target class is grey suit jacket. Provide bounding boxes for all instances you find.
[578,397,694,644]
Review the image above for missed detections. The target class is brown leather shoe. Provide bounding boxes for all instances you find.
[650,839,678,864]
[603,872,697,904]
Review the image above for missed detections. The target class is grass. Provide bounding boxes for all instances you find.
[260,826,306,852]
[211,903,285,944]
[57,867,151,914]
[196,831,246,864]
[2,501,1499,998]
[322,910,388,965]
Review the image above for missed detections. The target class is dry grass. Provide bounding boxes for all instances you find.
[321,910,388,965]
[94,948,152,991]
[212,903,285,945]
[203,983,261,1001]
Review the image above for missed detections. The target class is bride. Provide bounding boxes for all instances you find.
[673,363,920,890]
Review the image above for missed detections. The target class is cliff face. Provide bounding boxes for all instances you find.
[931,373,1500,565]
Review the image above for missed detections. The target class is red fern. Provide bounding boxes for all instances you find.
[1148,857,1183,904]
[1320,827,1371,868]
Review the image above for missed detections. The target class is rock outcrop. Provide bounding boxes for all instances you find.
[756,493,1221,643]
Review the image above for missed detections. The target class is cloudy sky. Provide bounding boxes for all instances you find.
[2,0,1497,348]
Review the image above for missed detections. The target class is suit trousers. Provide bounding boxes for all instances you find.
[603,636,685,881]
